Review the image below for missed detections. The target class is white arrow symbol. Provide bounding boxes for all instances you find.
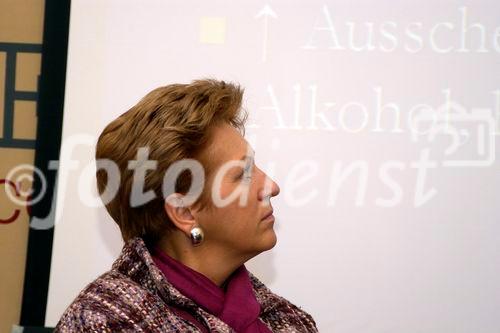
[255,4,277,62]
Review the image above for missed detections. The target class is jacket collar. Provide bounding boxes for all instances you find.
[111,237,286,315]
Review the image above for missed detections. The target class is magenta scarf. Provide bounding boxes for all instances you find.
[152,248,272,333]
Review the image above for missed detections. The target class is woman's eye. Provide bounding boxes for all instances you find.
[237,170,252,180]
[238,164,253,181]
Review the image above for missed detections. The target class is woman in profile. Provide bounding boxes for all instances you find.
[55,80,318,332]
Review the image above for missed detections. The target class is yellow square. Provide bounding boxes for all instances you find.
[13,100,37,140]
[199,17,226,44]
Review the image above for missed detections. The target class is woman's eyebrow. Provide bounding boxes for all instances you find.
[238,148,255,161]
[239,155,254,162]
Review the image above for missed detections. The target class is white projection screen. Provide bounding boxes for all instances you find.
[46,1,500,332]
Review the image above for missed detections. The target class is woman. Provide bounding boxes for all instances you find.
[55,80,318,332]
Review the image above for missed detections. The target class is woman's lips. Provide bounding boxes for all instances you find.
[261,210,274,221]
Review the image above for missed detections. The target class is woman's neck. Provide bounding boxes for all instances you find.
[156,232,254,287]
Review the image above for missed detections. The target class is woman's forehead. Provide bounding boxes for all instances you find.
[202,124,252,169]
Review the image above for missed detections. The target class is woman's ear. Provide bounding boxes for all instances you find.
[164,193,196,236]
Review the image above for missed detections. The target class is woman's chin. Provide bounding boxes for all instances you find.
[241,230,277,257]
[260,229,278,252]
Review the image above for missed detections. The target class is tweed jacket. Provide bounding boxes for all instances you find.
[55,238,318,332]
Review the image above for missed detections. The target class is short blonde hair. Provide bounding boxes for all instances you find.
[95,79,247,244]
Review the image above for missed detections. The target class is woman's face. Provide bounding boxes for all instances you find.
[192,123,280,257]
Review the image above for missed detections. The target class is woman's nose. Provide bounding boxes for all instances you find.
[259,174,280,201]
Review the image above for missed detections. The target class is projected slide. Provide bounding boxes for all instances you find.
[42,1,500,332]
